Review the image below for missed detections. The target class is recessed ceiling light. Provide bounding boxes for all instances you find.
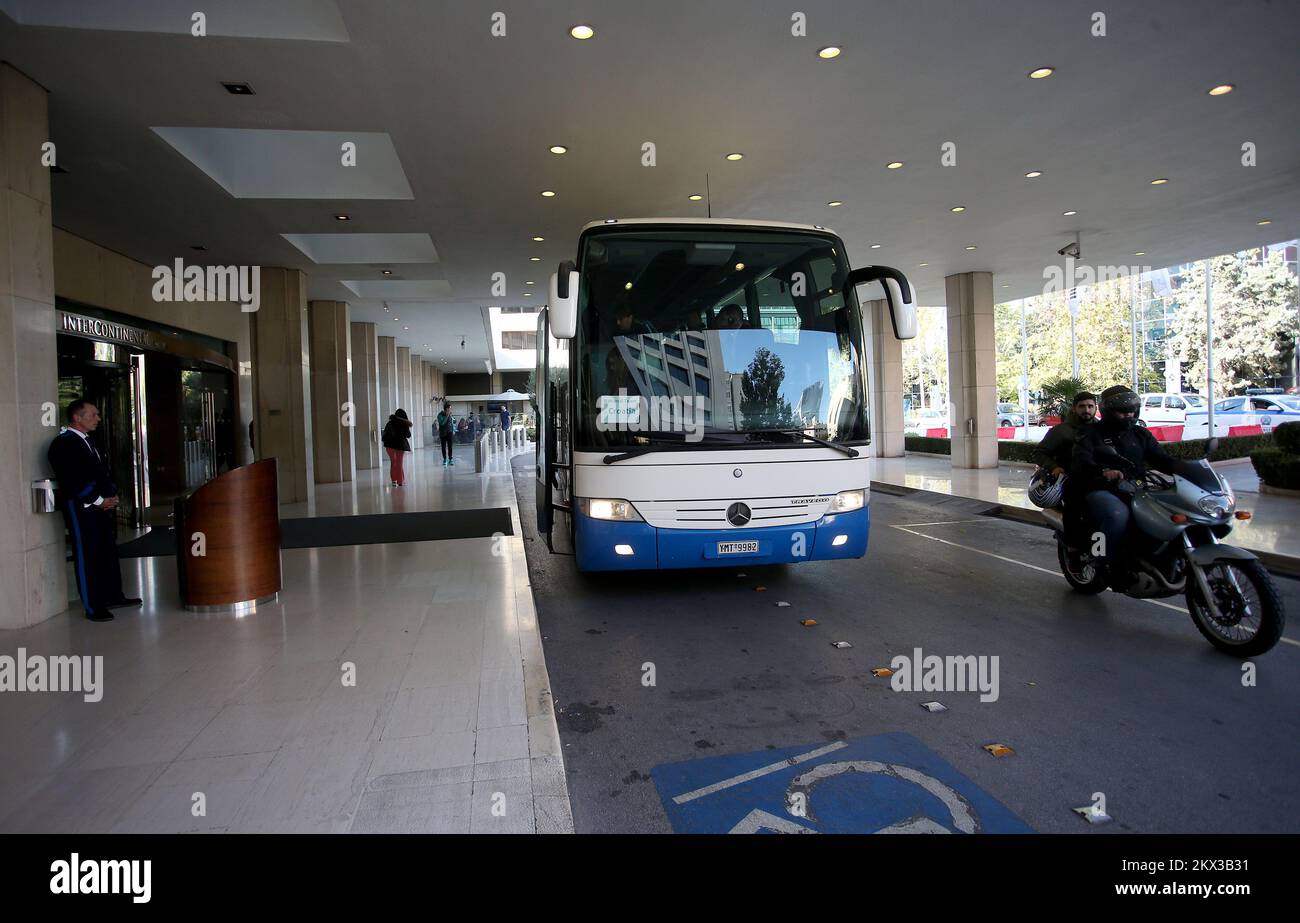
[403,326,409,330]
[604,218,617,224]
[886,161,904,170]
[540,190,556,197]
[950,206,966,213]
[1063,210,1077,216]
[826,200,843,207]
[1207,84,1234,96]
[725,152,744,161]
[1257,219,1272,225]
[525,281,536,285]
[965,245,977,251]
[532,236,544,242]
[818,46,841,59]
[625,282,633,290]
[918,263,929,267]
[222,81,255,95]
[1002,284,1010,288]
[870,244,882,249]
[1150,178,1169,185]
[549,145,568,154]
[393,316,400,321]
[381,269,392,275]
[1025,170,1043,178]
[1028,67,1054,79]
[1134,252,1145,257]
[570,24,594,40]
[522,293,532,297]
[334,213,350,221]
[734,262,745,270]
[529,257,541,261]
[688,194,703,201]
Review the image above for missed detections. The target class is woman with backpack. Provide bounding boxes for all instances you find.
[381,408,413,487]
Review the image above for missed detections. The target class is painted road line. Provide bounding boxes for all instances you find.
[893,519,999,528]
[891,525,1060,577]
[890,524,1299,648]
[671,740,847,805]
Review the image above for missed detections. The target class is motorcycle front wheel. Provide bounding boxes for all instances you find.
[1185,559,1285,657]
[1057,539,1108,594]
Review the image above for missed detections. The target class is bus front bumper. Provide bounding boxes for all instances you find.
[573,507,869,571]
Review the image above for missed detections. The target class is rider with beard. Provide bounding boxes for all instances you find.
[1033,392,1097,548]
[1072,385,1177,589]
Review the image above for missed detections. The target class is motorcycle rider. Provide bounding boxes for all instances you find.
[1032,391,1097,477]
[1072,385,1178,589]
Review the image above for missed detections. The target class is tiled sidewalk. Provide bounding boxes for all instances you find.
[0,445,572,833]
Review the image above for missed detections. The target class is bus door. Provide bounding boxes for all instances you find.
[534,308,572,551]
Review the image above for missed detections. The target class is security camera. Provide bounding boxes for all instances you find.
[1057,242,1081,259]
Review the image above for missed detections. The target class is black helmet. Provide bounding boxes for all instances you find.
[1099,386,1140,416]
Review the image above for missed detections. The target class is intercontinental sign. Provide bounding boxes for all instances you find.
[57,309,236,372]
[59,311,167,350]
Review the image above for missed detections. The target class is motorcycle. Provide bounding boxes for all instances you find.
[1039,440,1285,657]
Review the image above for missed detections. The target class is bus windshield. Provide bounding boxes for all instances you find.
[574,228,868,450]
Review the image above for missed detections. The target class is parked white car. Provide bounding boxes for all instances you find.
[905,407,949,433]
[1137,392,1196,428]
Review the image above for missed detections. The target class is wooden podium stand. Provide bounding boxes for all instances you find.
[175,459,282,612]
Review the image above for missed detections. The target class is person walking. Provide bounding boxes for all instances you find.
[499,406,511,432]
[381,408,413,487]
[47,399,141,622]
[436,405,455,466]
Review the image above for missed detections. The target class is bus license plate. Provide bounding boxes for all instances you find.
[717,541,759,555]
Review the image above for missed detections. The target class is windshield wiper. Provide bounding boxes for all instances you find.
[601,433,736,464]
[753,429,860,458]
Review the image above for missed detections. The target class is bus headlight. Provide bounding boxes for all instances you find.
[831,489,866,512]
[577,497,644,522]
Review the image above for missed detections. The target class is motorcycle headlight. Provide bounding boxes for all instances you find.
[831,488,866,512]
[1196,494,1235,519]
[576,497,643,522]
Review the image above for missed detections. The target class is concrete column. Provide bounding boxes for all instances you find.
[0,64,65,628]
[396,346,412,420]
[377,335,397,419]
[423,361,435,444]
[307,300,354,484]
[945,271,997,469]
[349,321,380,470]
[410,354,425,449]
[864,298,905,458]
[250,267,314,501]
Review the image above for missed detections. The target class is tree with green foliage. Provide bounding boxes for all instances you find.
[1166,251,1298,394]
[740,347,794,427]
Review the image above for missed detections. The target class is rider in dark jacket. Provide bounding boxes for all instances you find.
[1032,391,1097,477]
[1072,386,1177,587]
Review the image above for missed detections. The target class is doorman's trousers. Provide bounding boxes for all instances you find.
[62,501,124,614]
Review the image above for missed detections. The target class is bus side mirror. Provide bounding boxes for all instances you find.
[845,265,918,340]
[549,261,579,339]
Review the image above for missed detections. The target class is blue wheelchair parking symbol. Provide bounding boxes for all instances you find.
[653,732,1032,833]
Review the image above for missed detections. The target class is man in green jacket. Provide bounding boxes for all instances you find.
[1032,391,1097,477]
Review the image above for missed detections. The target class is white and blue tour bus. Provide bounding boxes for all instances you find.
[534,218,918,572]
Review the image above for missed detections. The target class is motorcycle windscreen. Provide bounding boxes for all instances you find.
[1172,458,1224,493]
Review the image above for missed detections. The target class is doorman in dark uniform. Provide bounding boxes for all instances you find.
[47,399,141,622]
